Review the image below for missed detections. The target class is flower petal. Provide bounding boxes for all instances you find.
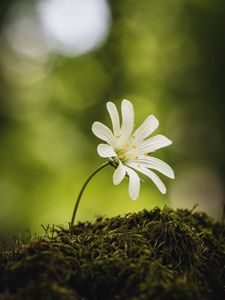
[106,102,120,136]
[137,134,172,153]
[97,144,117,158]
[92,122,115,146]
[113,162,126,185]
[127,163,166,194]
[132,114,159,144]
[132,156,175,179]
[125,166,140,200]
[121,99,134,142]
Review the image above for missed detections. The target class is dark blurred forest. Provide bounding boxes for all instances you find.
[0,0,224,240]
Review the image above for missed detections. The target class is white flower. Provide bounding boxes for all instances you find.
[92,99,175,200]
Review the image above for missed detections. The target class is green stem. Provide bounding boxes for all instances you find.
[70,161,111,227]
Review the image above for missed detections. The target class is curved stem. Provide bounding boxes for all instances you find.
[70,161,111,227]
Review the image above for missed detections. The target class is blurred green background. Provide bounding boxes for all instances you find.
[0,0,224,240]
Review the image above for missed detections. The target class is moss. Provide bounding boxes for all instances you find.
[0,207,224,299]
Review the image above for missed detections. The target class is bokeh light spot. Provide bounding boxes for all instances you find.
[38,0,111,56]
[3,3,50,59]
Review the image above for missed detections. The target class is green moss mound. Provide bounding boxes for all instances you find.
[0,207,225,299]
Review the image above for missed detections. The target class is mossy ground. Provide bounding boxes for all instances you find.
[0,207,224,300]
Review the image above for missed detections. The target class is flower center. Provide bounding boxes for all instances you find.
[115,148,127,162]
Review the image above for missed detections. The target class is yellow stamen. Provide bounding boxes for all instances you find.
[118,153,125,160]
[132,135,136,139]
[115,134,121,138]
[135,155,139,159]
[144,152,149,157]
[132,145,137,149]
[125,143,130,147]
